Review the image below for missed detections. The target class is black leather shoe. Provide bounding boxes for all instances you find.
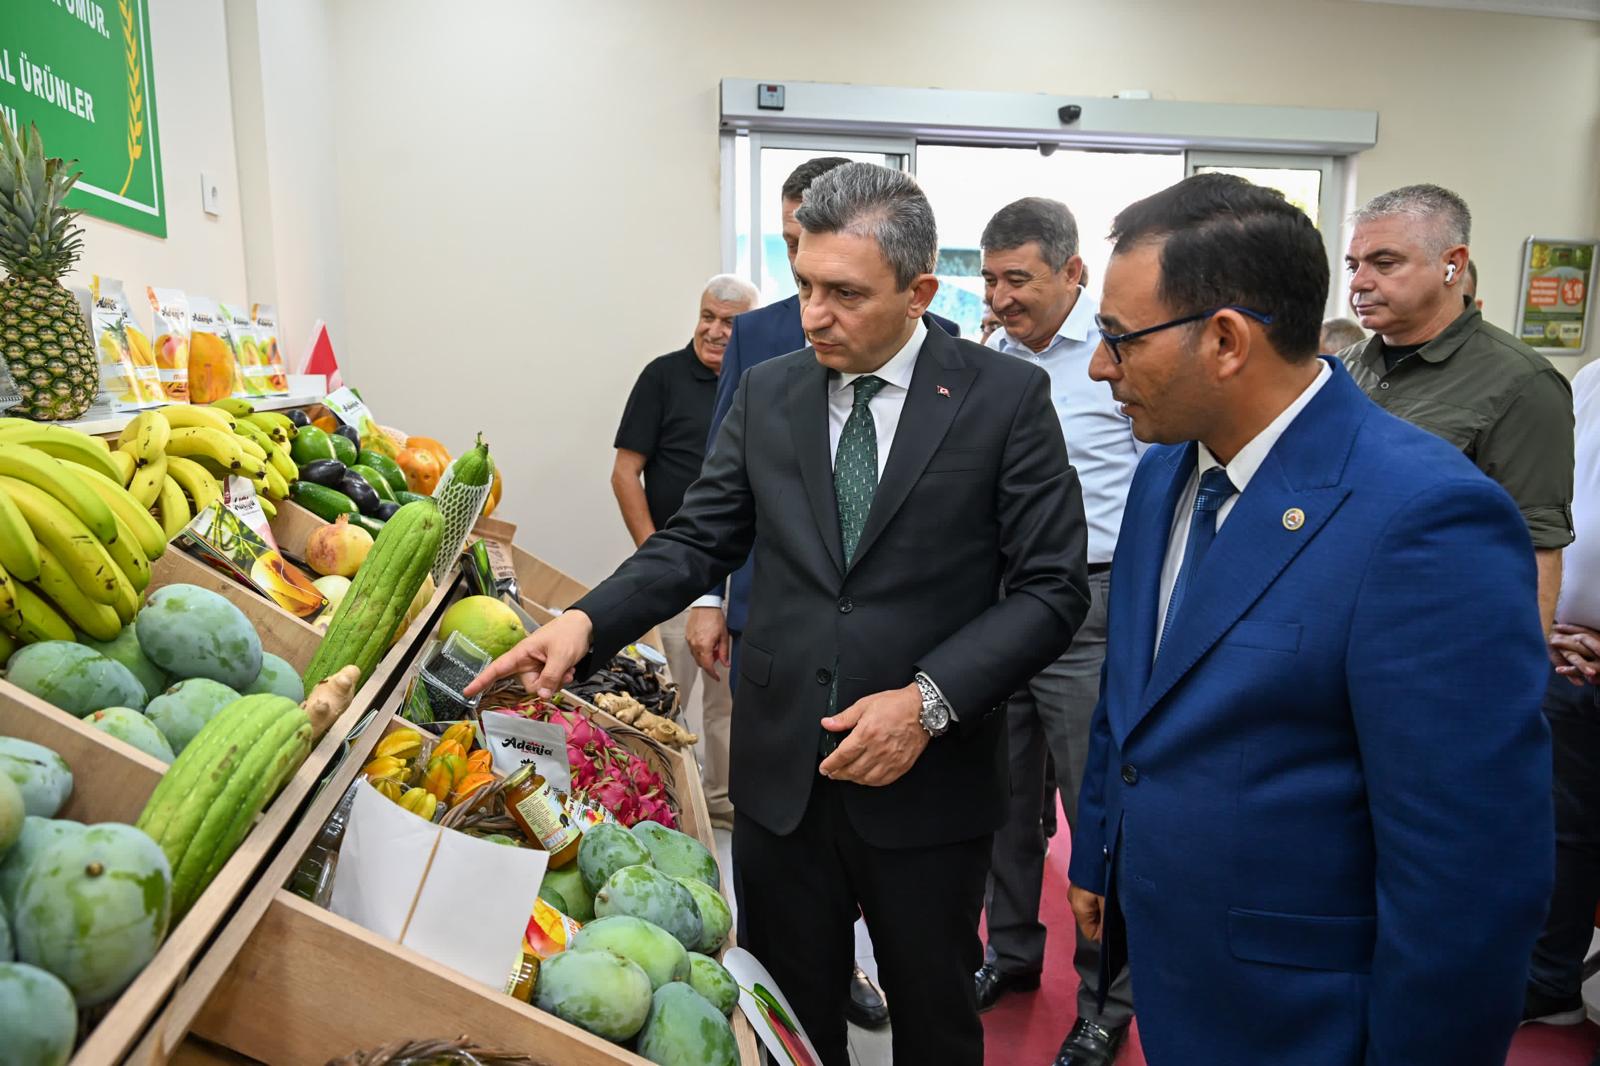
[973,962,1042,1012]
[846,965,889,1029]
[1053,1017,1127,1066]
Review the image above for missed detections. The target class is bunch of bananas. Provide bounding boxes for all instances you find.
[113,402,299,538]
[0,419,168,647]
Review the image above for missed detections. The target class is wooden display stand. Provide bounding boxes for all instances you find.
[1,559,456,1066]
[133,604,758,1066]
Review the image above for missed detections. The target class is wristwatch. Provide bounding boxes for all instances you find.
[914,672,954,737]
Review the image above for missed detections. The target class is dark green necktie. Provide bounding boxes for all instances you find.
[834,375,887,566]
[822,375,886,756]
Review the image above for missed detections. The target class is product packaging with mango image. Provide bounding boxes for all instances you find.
[90,276,165,410]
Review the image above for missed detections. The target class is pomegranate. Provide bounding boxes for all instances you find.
[305,514,373,577]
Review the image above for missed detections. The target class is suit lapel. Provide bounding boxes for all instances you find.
[789,356,845,577]
[1125,361,1366,738]
[850,329,977,571]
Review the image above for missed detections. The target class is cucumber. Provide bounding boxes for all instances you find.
[329,432,358,467]
[289,482,358,522]
[349,464,398,504]
[394,491,432,507]
[289,426,336,466]
[352,514,387,539]
[358,451,408,494]
[298,459,348,489]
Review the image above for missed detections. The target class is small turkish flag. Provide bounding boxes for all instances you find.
[936,385,951,397]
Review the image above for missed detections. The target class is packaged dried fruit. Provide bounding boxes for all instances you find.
[188,297,243,404]
[145,286,191,402]
[219,301,257,398]
[249,303,290,395]
[89,276,163,411]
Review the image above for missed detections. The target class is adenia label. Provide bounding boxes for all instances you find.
[482,713,572,792]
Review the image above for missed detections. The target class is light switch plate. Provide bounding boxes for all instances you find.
[201,172,221,216]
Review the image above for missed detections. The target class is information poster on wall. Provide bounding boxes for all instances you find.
[1515,238,1595,356]
[0,0,165,237]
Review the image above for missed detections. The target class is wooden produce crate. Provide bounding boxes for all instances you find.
[1,565,459,1065]
[145,621,758,1065]
[471,512,518,544]
[509,543,667,661]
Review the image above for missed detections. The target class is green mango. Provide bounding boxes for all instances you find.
[243,653,304,701]
[676,876,732,954]
[687,952,738,1016]
[84,707,175,763]
[540,887,569,914]
[0,962,76,1066]
[0,775,21,857]
[6,641,147,716]
[0,739,72,819]
[593,864,702,952]
[632,820,719,889]
[14,822,172,1006]
[81,626,169,702]
[569,914,689,991]
[541,862,594,921]
[534,948,652,1043]
[634,982,738,1066]
[578,822,652,897]
[136,584,262,690]
[0,819,82,913]
[144,679,241,754]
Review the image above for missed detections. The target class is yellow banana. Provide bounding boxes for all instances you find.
[32,545,122,641]
[109,448,137,486]
[166,426,248,472]
[230,418,274,451]
[58,464,168,559]
[0,558,17,619]
[0,425,121,481]
[244,411,293,444]
[103,511,152,593]
[165,456,222,516]
[156,475,193,539]
[258,495,277,519]
[0,444,117,542]
[234,435,267,462]
[261,461,289,501]
[0,481,41,583]
[162,403,236,433]
[0,582,73,644]
[0,478,120,606]
[267,442,297,484]
[210,398,254,418]
[115,409,171,462]
[128,453,168,509]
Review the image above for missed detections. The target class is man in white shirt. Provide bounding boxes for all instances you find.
[972,198,1142,1066]
[1524,357,1600,1039]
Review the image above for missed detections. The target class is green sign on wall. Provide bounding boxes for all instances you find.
[0,1,164,238]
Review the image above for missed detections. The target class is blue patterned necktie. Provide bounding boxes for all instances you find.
[1156,466,1238,659]
[834,375,887,566]
[822,374,887,755]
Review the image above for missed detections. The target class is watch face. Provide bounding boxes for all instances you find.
[923,703,950,734]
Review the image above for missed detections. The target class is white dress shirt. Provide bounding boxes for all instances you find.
[1155,360,1332,642]
[1557,359,1600,629]
[989,289,1146,564]
[692,320,928,609]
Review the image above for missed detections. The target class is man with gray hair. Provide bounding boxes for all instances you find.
[1340,183,1573,639]
[611,272,758,820]
[471,162,1091,1064]
[1319,317,1365,354]
[973,196,1142,1066]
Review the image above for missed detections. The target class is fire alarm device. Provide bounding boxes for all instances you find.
[758,83,785,110]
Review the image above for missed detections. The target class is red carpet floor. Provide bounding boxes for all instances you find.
[979,802,1599,1065]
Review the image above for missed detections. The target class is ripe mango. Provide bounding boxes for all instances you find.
[570,914,689,991]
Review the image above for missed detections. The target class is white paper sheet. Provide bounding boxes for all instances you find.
[330,779,549,989]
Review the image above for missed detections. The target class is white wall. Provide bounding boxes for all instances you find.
[322,0,1599,584]
[68,0,249,308]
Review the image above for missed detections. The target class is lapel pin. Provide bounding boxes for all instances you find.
[1282,507,1306,531]
[936,385,951,397]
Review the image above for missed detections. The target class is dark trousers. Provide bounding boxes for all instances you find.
[734,777,992,1066]
[1529,665,1600,998]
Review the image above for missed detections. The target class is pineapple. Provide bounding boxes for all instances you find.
[0,116,97,420]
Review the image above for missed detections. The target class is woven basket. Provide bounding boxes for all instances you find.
[325,1035,541,1065]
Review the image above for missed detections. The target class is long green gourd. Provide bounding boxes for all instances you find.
[428,434,493,585]
[304,498,444,690]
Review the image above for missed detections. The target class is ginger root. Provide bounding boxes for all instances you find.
[303,665,362,737]
[596,692,698,748]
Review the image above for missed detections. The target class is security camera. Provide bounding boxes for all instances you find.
[1058,104,1082,124]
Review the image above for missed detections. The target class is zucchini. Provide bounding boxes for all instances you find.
[394,490,431,507]
[349,464,398,504]
[289,482,358,522]
[329,432,358,467]
[351,513,387,539]
[358,451,408,494]
[303,499,444,690]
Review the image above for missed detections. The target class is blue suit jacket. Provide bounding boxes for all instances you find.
[1070,360,1553,1065]
[706,295,958,631]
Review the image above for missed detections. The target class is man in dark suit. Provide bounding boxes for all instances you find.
[1070,173,1553,1064]
[470,162,1090,1065]
[687,155,961,1029]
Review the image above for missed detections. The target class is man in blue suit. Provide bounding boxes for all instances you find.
[1069,173,1554,1064]
[683,155,958,1031]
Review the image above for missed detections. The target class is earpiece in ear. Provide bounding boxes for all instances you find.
[1445,264,1457,282]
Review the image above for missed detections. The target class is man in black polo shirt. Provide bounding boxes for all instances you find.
[612,273,759,825]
